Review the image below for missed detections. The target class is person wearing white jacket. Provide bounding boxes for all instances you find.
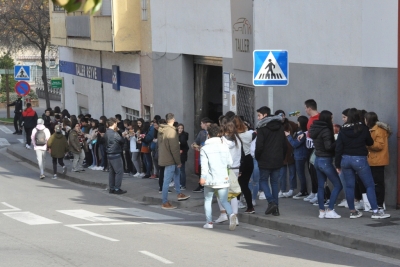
[200,124,236,231]
[31,118,51,179]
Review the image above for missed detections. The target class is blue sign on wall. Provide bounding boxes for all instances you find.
[112,65,120,91]
[253,50,289,86]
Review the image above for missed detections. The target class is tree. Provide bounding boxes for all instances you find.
[0,53,16,93]
[0,0,52,108]
[52,0,103,14]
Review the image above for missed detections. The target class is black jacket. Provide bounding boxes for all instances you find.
[335,123,374,168]
[42,114,53,130]
[104,128,124,155]
[179,131,189,163]
[309,121,335,157]
[8,99,23,114]
[255,115,287,169]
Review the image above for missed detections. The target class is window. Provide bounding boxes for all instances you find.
[124,107,140,121]
[143,105,151,122]
[100,0,111,16]
[141,0,148,21]
[53,4,64,12]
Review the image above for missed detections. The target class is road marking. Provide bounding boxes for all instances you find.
[110,208,182,221]
[57,209,120,222]
[3,212,61,225]
[0,202,21,212]
[0,126,12,134]
[139,251,173,264]
[18,139,24,143]
[0,138,10,146]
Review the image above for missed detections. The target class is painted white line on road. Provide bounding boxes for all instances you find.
[0,138,10,146]
[3,212,61,225]
[110,207,182,221]
[0,202,21,212]
[139,251,173,264]
[57,209,120,222]
[0,126,13,134]
[18,139,24,143]
[66,225,119,242]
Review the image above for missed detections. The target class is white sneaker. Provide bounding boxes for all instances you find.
[310,194,318,204]
[169,182,175,188]
[203,222,213,229]
[259,192,266,200]
[318,210,326,219]
[52,174,57,179]
[214,213,228,223]
[236,216,239,226]
[278,191,284,198]
[283,190,293,198]
[139,173,146,177]
[97,166,104,170]
[229,214,237,231]
[304,193,315,202]
[252,200,256,207]
[325,209,341,219]
[338,199,347,207]
[26,144,31,149]
[371,209,390,219]
[354,201,364,210]
[238,201,246,209]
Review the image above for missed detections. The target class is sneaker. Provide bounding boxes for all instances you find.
[133,173,141,177]
[62,166,67,174]
[169,181,175,188]
[325,209,341,219]
[192,186,204,193]
[229,214,237,231]
[278,191,284,198]
[265,202,277,215]
[354,201,364,210]
[150,175,158,179]
[272,207,280,216]
[258,192,266,200]
[319,210,326,219]
[293,192,308,199]
[177,193,190,201]
[139,173,146,177]
[158,189,172,194]
[338,199,347,207]
[238,201,246,209]
[13,131,17,135]
[143,174,151,179]
[324,199,330,207]
[244,208,255,214]
[310,194,318,204]
[72,169,80,172]
[313,202,319,206]
[26,144,31,149]
[214,213,228,223]
[180,186,186,191]
[52,174,57,179]
[113,189,127,195]
[203,222,213,229]
[350,210,363,219]
[88,165,95,170]
[39,174,45,179]
[109,189,115,194]
[283,190,293,198]
[303,193,315,202]
[162,202,177,210]
[252,200,256,207]
[371,209,391,219]
[236,216,239,226]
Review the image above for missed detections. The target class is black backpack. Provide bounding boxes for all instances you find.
[35,129,46,146]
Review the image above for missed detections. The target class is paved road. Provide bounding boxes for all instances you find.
[0,124,400,266]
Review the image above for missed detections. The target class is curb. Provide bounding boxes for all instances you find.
[142,195,205,208]
[238,213,400,260]
[0,121,13,125]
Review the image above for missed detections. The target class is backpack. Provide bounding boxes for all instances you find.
[35,129,47,146]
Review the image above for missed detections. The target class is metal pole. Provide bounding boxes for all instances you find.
[100,51,104,116]
[397,0,400,209]
[268,86,273,113]
[6,69,10,119]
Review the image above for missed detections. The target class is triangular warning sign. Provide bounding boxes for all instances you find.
[15,67,29,78]
[254,52,287,80]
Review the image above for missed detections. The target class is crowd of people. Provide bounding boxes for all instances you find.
[9,97,392,231]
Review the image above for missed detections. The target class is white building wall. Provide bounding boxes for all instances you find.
[151,0,233,57]
[254,0,398,68]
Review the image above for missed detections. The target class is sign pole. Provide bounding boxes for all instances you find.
[61,77,65,110]
[268,87,274,113]
[6,69,10,119]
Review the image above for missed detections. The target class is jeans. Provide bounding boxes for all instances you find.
[162,165,181,204]
[143,152,153,176]
[108,155,124,190]
[35,150,46,175]
[338,171,346,198]
[314,156,343,210]
[341,155,378,210]
[90,143,98,167]
[249,158,260,200]
[72,150,85,170]
[180,162,186,187]
[295,159,307,193]
[259,168,281,205]
[204,186,232,223]
[279,163,296,191]
[131,152,141,173]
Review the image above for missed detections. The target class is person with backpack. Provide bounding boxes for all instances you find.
[31,118,51,179]
[47,124,69,179]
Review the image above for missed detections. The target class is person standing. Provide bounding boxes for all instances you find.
[69,123,87,172]
[21,103,38,149]
[7,96,23,134]
[178,123,189,190]
[255,106,286,216]
[159,113,190,209]
[104,117,127,194]
[47,124,69,179]
[31,118,51,179]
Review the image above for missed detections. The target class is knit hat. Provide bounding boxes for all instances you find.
[37,118,44,125]
[55,125,62,133]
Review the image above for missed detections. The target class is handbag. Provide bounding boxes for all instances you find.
[309,149,316,165]
[228,169,241,195]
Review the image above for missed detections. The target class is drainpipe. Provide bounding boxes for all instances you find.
[111,0,115,53]
[100,51,104,116]
[397,0,400,209]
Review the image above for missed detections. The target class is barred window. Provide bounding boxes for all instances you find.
[141,0,148,21]
[124,107,140,121]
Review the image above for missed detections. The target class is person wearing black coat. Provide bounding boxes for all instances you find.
[309,110,342,219]
[7,96,23,134]
[178,124,189,189]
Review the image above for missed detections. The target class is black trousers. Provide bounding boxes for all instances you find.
[25,127,33,146]
[238,154,254,209]
[307,149,318,194]
[158,166,165,190]
[370,166,385,207]
[52,157,65,174]
[13,113,21,132]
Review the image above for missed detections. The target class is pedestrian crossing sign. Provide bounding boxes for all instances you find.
[253,50,288,86]
[14,65,31,81]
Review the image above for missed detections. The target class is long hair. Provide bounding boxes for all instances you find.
[232,115,247,133]
[319,110,334,139]
[222,121,239,146]
[346,108,362,133]
[365,112,378,129]
[297,116,308,132]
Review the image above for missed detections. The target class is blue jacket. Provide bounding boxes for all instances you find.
[287,131,308,160]
[142,125,155,148]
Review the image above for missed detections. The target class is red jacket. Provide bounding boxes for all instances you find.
[21,107,38,128]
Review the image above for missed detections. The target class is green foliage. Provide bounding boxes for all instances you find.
[0,53,16,93]
[0,90,38,103]
[52,0,103,14]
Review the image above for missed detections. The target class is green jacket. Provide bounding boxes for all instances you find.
[68,129,88,154]
[157,124,181,166]
[47,133,69,158]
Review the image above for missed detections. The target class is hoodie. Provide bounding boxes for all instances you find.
[157,124,181,166]
[309,120,335,158]
[335,123,373,168]
[47,132,69,158]
[367,121,391,166]
[31,124,51,151]
[22,107,38,128]
[255,114,287,169]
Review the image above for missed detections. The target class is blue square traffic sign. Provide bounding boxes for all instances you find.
[14,65,31,81]
[253,50,289,86]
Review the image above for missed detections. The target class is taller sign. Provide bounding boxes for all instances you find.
[253,50,289,86]
[14,65,30,81]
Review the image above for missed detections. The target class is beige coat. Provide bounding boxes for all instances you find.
[157,124,181,167]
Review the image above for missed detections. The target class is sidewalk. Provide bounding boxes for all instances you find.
[6,143,400,260]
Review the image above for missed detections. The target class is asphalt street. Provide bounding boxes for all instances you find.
[1,123,400,266]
